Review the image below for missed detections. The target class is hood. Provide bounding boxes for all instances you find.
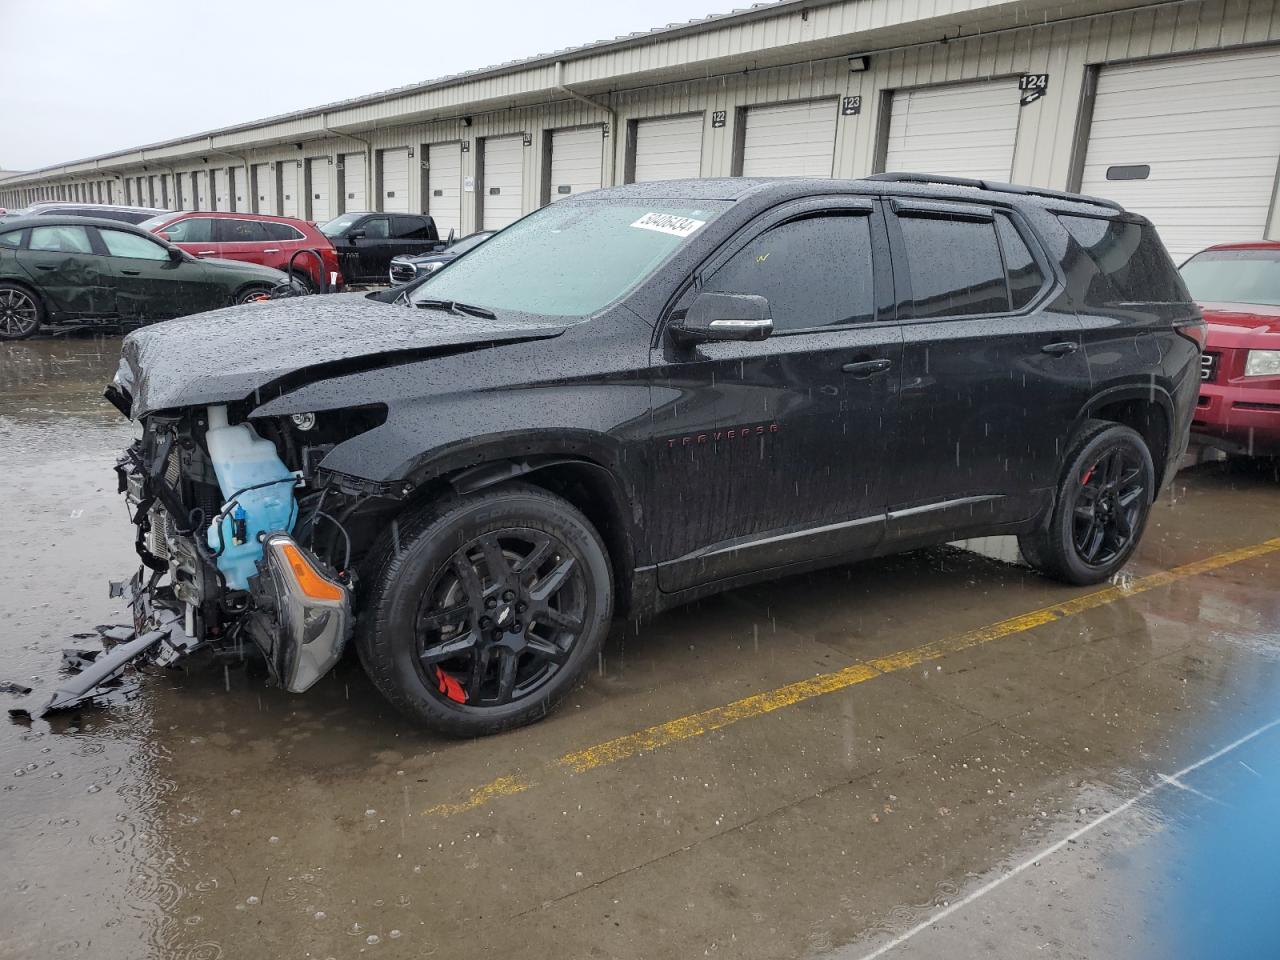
[1199,300,1280,333]
[395,251,454,267]
[116,293,566,418]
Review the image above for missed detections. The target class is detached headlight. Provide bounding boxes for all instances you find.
[1244,350,1280,377]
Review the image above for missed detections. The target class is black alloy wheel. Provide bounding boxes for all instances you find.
[415,529,586,708]
[1019,420,1155,585]
[0,286,41,340]
[358,483,613,736]
[1069,445,1146,567]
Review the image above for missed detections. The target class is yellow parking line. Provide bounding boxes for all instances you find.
[424,537,1280,817]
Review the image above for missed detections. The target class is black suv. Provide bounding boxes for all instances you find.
[319,211,444,282]
[106,175,1203,736]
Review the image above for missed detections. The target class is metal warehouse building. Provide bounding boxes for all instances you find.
[4,0,1280,260]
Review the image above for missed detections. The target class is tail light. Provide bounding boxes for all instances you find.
[1175,319,1208,351]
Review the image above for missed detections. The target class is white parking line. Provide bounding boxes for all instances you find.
[849,714,1280,960]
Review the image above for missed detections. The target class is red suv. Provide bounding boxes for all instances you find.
[140,211,342,292]
[1180,241,1280,458]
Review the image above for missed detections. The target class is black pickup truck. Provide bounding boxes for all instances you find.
[319,212,445,282]
[104,175,1202,738]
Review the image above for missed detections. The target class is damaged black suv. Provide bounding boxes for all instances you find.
[105,174,1203,736]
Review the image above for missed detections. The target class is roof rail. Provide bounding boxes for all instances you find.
[865,172,1124,213]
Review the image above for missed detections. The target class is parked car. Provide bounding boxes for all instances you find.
[105,175,1201,736]
[0,215,290,339]
[388,230,495,285]
[319,212,444,282]
[141,211,342,292]
[25,201,169,225]
[1181,241,1280,458]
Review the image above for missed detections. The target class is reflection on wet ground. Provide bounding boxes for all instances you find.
[2,334,1279,960]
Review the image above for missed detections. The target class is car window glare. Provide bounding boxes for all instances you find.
[1180,250,1280,306]
[100,229,170,260]
[319,214,361,237]
[412,201,729,318]
[28,225,93,254]
[1058,214,1187,304]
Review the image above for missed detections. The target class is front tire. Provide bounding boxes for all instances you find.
[234,284,274,305]
[0,283,43,340]
[1019,420,1155,585]
[357,483,613,736]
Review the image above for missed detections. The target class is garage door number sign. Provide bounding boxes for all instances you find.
[1019,74,1049,106]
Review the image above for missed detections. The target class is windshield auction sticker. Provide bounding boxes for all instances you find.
[631,212,706,238]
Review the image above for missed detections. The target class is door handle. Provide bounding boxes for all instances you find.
[842,358,893,377]
[196,250,216,256]
[34,264,55,270]
[121,269,141,276]
[262,248,280,254]
[1041,341,1079,356]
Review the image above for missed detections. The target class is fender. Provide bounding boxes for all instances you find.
[1072,380,1176,438]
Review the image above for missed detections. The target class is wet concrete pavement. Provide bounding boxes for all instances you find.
[2,334,1279,960]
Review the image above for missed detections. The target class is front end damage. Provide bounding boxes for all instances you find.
[104,405,378,701]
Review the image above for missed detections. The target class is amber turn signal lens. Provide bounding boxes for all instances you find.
[280,542,344,602]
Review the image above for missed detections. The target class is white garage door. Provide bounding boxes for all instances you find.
[633,115,703,182]
[1080,48,1280,262]
[230,166,247,212]
[214,169,230,211]
[280,162,299,217]
[308,158,331,222]
[741,101,837,177]
[195,171,209,210]
[148,175,160,207]
[549,126,603,201]
[159,174,170,208]
[883,79,1020,181]
[426,143,463,236]
[341,153,366,212]
[380,148,410,213]
[482,135,525,230]
[252,163,272,214]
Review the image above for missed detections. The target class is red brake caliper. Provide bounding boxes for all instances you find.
[434,667,468,703]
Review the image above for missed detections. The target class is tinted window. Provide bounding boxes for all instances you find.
[216,219,271,243]
[161,217,214,243]
[996,216,1045,311]
[392,216,435,240]
[99,229,169,260]
[1181,249,1280,307]
[363,218,390,239]
[29,225,93,253]
[1057,214,1188,304]
[263,222,305,242]
[899,214,1008,319]
[0,230,20,248]
[703,214,875,331]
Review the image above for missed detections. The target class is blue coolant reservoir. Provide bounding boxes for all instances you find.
[204,405,298,590]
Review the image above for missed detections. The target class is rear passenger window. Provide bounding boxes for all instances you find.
[995,216,1045,311]
[0,230,20,248]
[898,215,1008,319]
[1057,214,1188,304]
[162,218,214,243]
[702,213,875,332]
[29,225,93,253]
[263,222,305,242]
[392,216,434,239]
[216,219,270,243]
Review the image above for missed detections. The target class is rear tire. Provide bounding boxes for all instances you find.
[234,284,274,305]
[1019,420,1155,585]
[0,283,43,340]
[357,483,613,737]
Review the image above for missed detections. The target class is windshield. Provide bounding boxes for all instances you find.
[319,213,362,237]
[1180,249,1280,306]
[137,213,177,232]
[410,201,727,317]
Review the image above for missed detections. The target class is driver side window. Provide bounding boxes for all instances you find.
[363,218,390,239]
[701,213,875,332]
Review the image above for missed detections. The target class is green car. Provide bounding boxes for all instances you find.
[0,215,290,340]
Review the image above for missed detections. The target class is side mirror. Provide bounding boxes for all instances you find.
[446,228,456,244]
[167,247,184,262]
[669,292,773,345]
[348,230,365,241]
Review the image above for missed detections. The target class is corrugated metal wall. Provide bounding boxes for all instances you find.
[4,0,1280,240]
